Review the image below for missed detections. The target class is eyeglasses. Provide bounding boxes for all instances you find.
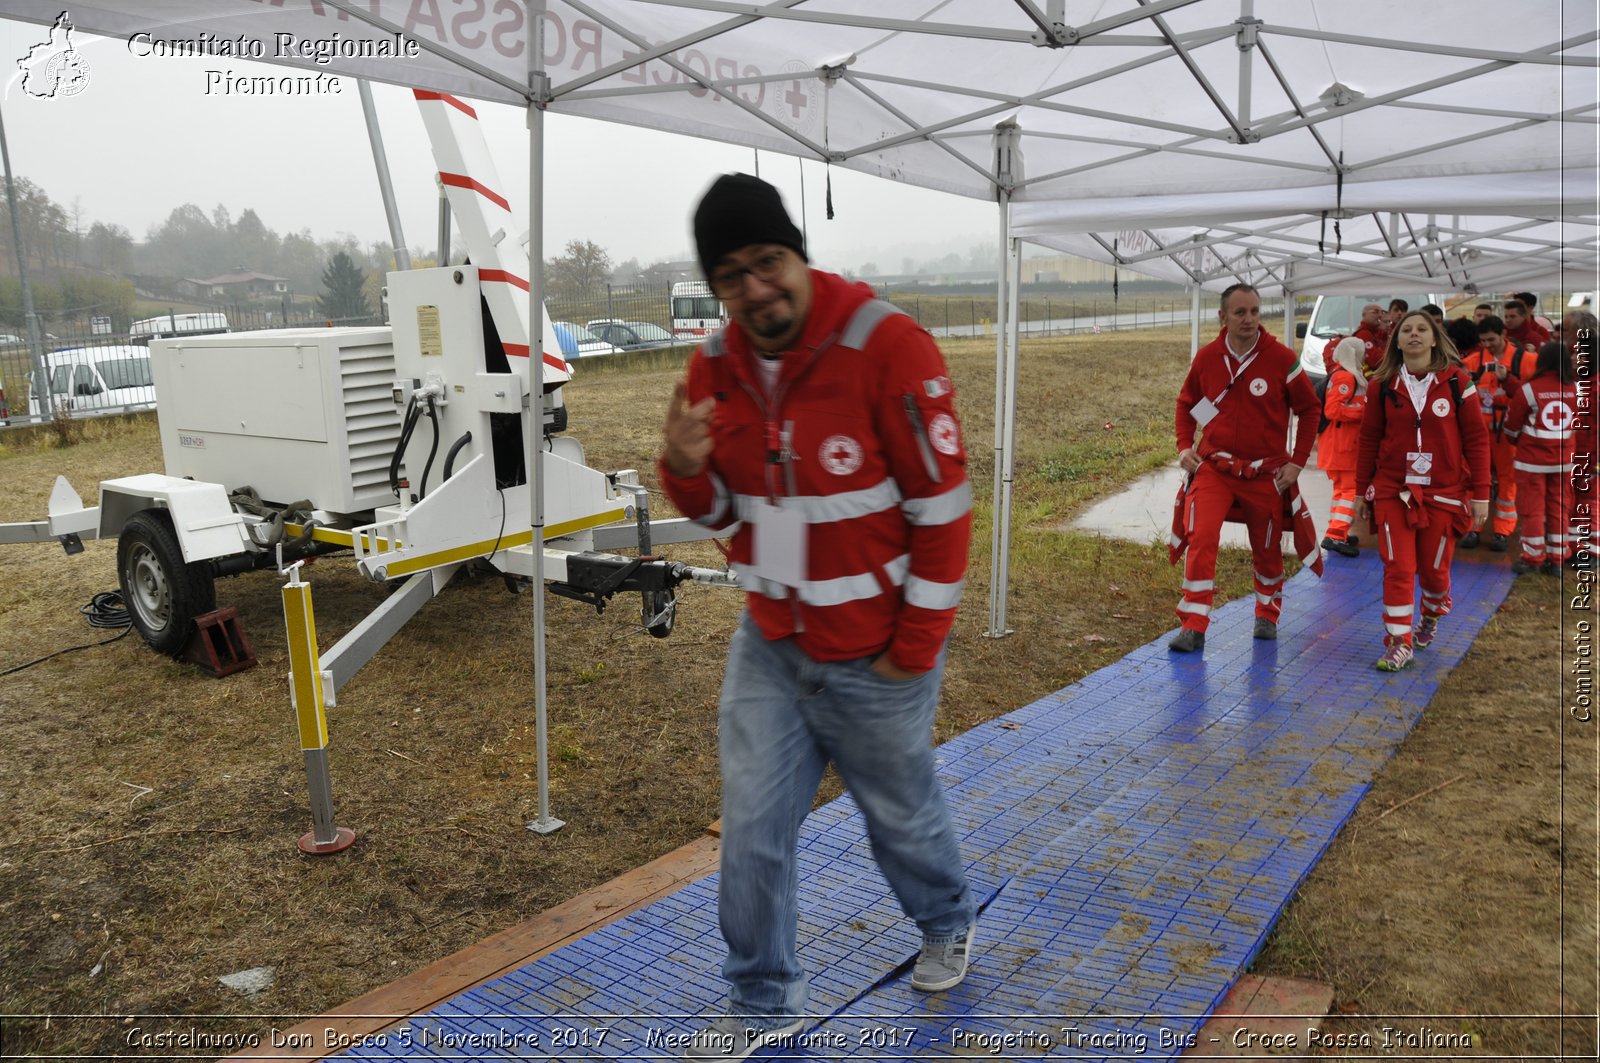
[708,249,788,298]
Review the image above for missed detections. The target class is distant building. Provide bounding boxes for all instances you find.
[200,268,290,299]
[640,260,700,285]
[1020,254,1116,284]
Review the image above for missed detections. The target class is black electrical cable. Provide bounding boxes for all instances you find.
[2,592,132,676]
[417,394,442,501]
[443,430,474,481]
[388,393,422,496]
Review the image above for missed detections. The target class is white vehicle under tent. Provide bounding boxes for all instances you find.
[2,0,1595,839]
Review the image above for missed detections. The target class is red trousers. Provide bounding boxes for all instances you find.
[1176,463,1285,633]
[1514,469,1569,563]
[1325,468,1357,541]
[1375,497,1456,644]
[1488,432,1519,535]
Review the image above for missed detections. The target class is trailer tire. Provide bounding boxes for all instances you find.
[118,510,216,656]
[644,588,674,639]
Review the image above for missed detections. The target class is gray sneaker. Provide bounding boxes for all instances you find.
[912,922,975,991]
[1252,618,1278,641]
[684,1016,804,1062]
[1168,628,1205,653]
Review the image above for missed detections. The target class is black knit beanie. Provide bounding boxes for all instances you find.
[693,173,808,277]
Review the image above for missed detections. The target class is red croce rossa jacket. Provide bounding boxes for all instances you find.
[1504,372,1579,475]
[1356,366,1492,515]
[658,270,971,673]
[1175,325,1320,471]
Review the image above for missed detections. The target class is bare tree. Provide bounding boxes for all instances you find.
[546,239,612,298]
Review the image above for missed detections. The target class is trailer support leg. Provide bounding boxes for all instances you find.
[282,566,356,855]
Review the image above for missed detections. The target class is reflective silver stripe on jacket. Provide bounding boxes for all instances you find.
[905,575,964,610]
[733,479,902,524]
[840,299,902,350]
[741,553,911,607]
[902,480,972,527]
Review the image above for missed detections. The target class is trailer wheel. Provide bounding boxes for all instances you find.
[117,510,216,656]
[643,588,675,639]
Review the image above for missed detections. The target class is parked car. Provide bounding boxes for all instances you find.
[27,345,156,418]
[585,319,679,350]
[1294,292,1448,383]
[551,321,623,360]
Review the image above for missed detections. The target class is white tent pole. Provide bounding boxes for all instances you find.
[356,80,410,272]
[986,182,1011,638]
[995,234,1023,634]
[1190,281,1202,357]
[525,0,562,835]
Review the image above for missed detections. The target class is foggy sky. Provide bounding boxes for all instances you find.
[0,17,999,274]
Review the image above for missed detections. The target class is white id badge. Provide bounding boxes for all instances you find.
[1192,397,1219,426]
[750,502,807,587]
[1405,450,1433,484]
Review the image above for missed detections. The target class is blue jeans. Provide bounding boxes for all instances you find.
[716,614,974,1022]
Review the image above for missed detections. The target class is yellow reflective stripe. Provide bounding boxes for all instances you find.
[282,581,327,751]
[380,507,630,578]
[285,524,395,551]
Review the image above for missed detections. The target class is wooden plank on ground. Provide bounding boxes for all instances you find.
[221,833,721,1062]
[1183,974,1335,1059]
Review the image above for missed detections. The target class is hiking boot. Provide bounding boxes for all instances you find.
[1346,535,1360,547]
[1488,533,1509,552]
[1458,531,1480,549]
[1168,628,1205,653]
[1253,618,1278,640]
[912,922,975,992]
[1512,558,1539,575]
[1375,638,1413,673]
[1321,536,1359,558]
[1541,560,1559,576]
[684,1016,804,1062]
[1414,616,1439,650]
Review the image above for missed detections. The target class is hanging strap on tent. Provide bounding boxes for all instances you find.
[1333,151,1345,255]
[823,71,836,220]
[1112,238,1119,303]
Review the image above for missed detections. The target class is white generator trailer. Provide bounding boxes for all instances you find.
[3,264,732,673]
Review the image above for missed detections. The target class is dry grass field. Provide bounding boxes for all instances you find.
[0,326,1592,1059]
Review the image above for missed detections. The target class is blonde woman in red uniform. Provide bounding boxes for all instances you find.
[1355,312,1491,672]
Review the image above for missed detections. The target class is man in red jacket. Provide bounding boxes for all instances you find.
[1170,284,1322,652]
[1352,302,1389,375]
[1503,298,1551,349]
[660,173,975,1061]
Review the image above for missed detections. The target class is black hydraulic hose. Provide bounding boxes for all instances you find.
[417,395,442,501]
[443,430,474,481]
[388,393,421,495]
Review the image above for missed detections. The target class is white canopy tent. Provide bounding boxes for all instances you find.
[6,0,1594,807]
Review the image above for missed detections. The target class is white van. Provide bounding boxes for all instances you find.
[129,311,229,343]
[1296,292,1448,382]
[28,345,156,418]
[670,281,725,340]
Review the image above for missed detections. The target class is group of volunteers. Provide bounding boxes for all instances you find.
[1172,284,1590,674]
[653,171,1590,1061]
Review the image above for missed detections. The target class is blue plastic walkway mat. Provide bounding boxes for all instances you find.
[338,553,1514,1061]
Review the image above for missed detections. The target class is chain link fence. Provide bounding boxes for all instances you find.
[0,283,1308,429]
